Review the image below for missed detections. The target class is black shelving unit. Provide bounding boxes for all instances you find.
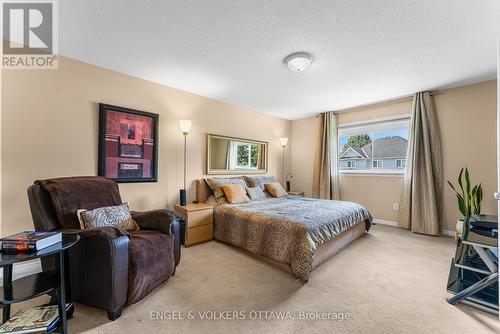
[0,235,79,334]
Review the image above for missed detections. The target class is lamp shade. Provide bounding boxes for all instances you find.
[280,137,289,146]
[179,120,192,133]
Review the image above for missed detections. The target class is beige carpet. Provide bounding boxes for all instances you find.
[14,225,500,333]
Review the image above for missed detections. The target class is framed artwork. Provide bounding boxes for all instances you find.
[98,103,158,183]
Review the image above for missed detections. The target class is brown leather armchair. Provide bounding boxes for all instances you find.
[27,177,183,321]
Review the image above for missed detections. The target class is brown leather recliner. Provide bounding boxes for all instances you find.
[27,176,184,321]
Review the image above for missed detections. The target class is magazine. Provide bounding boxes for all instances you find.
[0,305,61,333]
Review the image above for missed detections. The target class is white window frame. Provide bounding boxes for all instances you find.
[395,159,406,168]
[231,141,259,170]
[347,161,357,168]
[338,115,410,176]
[373,160,383,168]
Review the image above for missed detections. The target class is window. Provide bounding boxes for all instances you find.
[232,141,260,169]
[395,159,406,168]
[338,116,410,174]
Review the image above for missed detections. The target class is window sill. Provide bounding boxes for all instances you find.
[339,170,405,177]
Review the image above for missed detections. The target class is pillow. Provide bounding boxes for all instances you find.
[247,186,267,201]
[76,209,86,229]
[222,184,250,204]
[244,176,277,190]
[265,182,288,198]
[205,195,228,206]
[78,203,140,231]
[205,177,247,200]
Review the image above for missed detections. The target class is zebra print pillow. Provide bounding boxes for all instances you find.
[78,203,140,231]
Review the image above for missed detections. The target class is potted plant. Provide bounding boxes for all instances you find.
[447,167,483,259]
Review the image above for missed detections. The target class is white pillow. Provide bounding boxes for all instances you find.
[77,203,139,231]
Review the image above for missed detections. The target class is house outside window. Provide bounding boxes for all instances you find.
[395,159,406,168]
[338,116,410,174]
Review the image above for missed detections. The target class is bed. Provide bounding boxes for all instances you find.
[196,179,372,281]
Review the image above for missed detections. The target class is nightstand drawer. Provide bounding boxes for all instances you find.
[175,203,214,247]
[187,224,213,246]
[186,209,213,228]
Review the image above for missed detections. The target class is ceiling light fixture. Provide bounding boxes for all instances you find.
[284,52,313,72]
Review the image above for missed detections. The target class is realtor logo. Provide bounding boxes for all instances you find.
[1,0,58,69]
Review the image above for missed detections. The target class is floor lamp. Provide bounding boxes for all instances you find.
[280,137,288,187]
[179,120,192,206]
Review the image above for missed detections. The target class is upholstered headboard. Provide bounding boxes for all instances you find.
[196,179,213,203]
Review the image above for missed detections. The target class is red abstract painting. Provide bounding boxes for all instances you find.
[98,104,158,182]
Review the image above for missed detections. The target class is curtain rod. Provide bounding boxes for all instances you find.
[316,91,438,117]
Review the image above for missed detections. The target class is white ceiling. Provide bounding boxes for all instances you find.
[59,0,500,120]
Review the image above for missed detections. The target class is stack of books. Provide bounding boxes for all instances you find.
[0,231,62,252]
[0,305,61,333]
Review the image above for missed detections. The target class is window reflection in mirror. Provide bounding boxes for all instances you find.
[207,134,267,174]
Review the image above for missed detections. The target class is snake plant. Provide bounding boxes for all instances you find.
[447,167,483,259]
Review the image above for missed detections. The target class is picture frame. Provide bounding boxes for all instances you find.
[98,103,159,183]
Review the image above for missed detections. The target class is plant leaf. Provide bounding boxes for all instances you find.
[458,168,466,208]
[458,168,464,194]
[457,194,466,217]
[465,167,471,200]
[477,184,483,214]
[447,180,458,193]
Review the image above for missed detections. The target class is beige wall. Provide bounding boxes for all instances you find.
[291,80,497,232]
[436,81,497,232]
[290,117,317,195]
[0,53,3,236]
[1,57,291,236]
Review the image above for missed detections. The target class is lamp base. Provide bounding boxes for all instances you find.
[286,181,291,192]
[179,189,187,206]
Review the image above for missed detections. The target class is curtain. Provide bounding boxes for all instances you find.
[259,145,265,169]
[225,141,231,169]
[399,92,443,235]
[312,112,341,200]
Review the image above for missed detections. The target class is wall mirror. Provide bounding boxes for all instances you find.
[206,134,268,174]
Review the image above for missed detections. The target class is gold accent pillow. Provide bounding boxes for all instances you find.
[78,203,140,231]
[265,182,288,198]
[206,177,247,200]
[222,184,251,204]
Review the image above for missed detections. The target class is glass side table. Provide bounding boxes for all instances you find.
[0,234,79,334]
[447,231,498,315]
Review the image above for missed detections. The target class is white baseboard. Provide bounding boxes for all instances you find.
[440,229,456,237]
[0,260,42,286]
[372,219,399,227]
[373,219,455,237]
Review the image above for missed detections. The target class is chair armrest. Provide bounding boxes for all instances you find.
[131,209,180,234]
[131,209,184,266]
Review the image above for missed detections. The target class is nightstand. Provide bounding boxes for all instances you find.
[175,203,214,247]
[288,191,305,196]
